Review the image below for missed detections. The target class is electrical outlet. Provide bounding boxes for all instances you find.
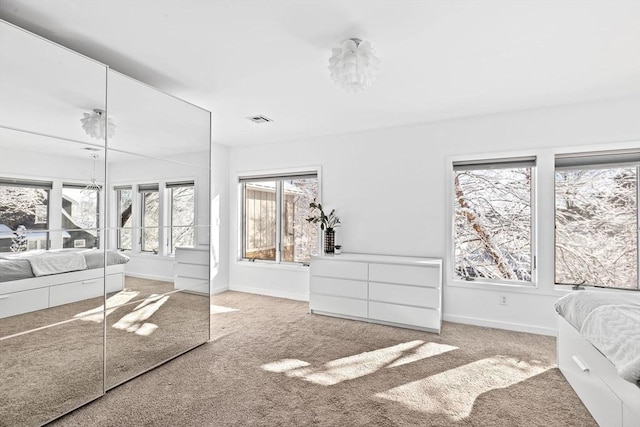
[499,295,507,305]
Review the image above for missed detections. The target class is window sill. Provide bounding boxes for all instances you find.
[235,259,309,272]
[553,284,639,295]
[126,252,176,261]
[449,279,567,297]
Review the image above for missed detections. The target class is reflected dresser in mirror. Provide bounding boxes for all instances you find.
[0,19,211,426]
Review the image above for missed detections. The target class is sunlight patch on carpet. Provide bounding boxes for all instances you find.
[112,294,169,334]
[262,359,311,373]
[261,341,458,386]
[375,355,552,421]
[75,290,140,322]
[211,304,240,314]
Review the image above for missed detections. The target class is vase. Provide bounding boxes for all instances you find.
[324,229,335,254]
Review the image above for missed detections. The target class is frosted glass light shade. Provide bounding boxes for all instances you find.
[81,109,116,140]
[328,38,380,92]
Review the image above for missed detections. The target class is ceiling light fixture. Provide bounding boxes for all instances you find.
[82,154,102,194]
[328,38,380,92]
[81,109,116,140]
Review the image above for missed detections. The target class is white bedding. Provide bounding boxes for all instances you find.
[555,292,640,386]
[582,304,640,384]
[27,251,87,276]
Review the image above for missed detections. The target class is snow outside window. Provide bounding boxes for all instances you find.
[453,157,536,284]
[555,150,639,290]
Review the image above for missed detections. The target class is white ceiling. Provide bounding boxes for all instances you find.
[0,0,638,147]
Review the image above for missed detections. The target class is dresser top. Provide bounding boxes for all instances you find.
[311,253,442,266]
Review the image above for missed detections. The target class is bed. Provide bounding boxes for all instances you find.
[0,249,129,319]
[555,291,640,427]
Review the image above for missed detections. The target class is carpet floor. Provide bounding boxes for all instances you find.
[47,291,596,426]
[0,277,208,427]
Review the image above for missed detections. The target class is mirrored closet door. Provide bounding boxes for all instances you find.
[0,20,211,426]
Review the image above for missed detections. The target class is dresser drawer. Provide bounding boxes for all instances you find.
[369,301,440,330]
[49,277,104,307]
[369,263,439,287]
[175,247,209,264]
[175,276,209,294]
[310,276,367,299]
[310,294,367,318]
[369,282,439,309]
[0,287,49,318]
[174,263,209,279]
[310,259,368,281]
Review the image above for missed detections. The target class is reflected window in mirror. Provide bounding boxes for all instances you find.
[62,184,99,249]
[168,181,195,254]
[139,184,159,254]
[0,178,51,252]
[116,186,133,251]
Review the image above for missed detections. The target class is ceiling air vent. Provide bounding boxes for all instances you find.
[246,115,273,124]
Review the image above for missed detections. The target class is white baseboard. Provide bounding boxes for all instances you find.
[443,314,556,336]
[125,272,174,282]
[211,285,229,295]
[228,284,309,302]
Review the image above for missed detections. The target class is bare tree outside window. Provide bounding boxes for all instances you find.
[0,184,50,252]
[170,185,195,253]
[454,166,533,282]
[141,190,159,253]
[241,173,318,264]
[555,167,638,289]
[282,178,318,263]
[117,188,133,250]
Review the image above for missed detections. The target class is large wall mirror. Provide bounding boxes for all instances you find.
[0,20,211,426]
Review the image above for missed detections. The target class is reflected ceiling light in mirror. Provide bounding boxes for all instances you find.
[328,38,380,92]
[81,109,116,140]
[82,154,102,194]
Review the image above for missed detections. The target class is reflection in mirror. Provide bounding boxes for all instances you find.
[104,150,210,388]
[0,21,107,146]
[104,71,210,388]
[106,70,210,163]
[0,20,109,425]
[0,130,107,425]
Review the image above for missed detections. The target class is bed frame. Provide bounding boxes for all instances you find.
[0,264,125,319]
[557,315,640,427]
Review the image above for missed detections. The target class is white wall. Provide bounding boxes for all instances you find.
[211,143,230,294]
[226,97,640,335]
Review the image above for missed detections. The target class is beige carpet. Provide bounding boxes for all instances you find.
[0,277,209,427]
[46,291,596,427]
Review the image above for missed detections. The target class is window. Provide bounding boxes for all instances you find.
[168,181,195,253]
[0,178,51,252]
[240,172,318,264]
[139,184,159,253]
[452,157,536,283]
[62,184,99,248]
[116,186,133,250]
[555,150,639,290]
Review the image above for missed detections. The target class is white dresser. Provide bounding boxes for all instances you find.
[174,246,210,295]
[309,253,442,333]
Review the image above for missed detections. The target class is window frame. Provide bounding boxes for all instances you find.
[450,156,538,288]
[237,167,321,266]
[0,178,52,252]
[553,150,640,291]
[139,183,160,254]
[61,182,101,249]
[115,186,133,251]
[167,181,196,254]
